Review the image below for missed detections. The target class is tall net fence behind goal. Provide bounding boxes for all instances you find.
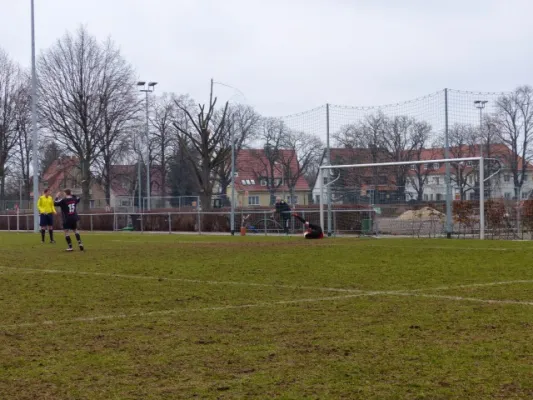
[318,157,525,240]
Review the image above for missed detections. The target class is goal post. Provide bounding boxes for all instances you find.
[319,157,488,239]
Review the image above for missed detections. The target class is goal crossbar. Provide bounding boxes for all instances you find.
[319,156,487,239]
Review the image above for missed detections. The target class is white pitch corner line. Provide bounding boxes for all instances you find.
[0,292,383,329]
[0,266,363,294]
[389,292,533,307]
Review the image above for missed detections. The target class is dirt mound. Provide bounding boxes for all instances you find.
[397,207,444,221]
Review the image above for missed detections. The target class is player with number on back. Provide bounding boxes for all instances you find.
[54,189,84,252]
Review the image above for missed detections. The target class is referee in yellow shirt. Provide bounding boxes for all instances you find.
[38,188,57,244]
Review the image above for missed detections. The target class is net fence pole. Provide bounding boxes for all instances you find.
[444,88,452,239]
[479,156,485,240]
[319,168,325,231]
[326,103,332,237]
[230,119,236,235]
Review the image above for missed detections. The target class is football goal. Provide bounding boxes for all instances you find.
[318,157,501,239]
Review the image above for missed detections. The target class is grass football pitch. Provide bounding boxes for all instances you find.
[1,233,533,399]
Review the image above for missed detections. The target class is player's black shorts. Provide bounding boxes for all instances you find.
[63,218,77,231]
[40,214,54,227]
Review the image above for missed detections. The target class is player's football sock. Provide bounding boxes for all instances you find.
[49,230,54,242]
[40,229,45,242]
[65,235,73,249]
[75,233,84,250]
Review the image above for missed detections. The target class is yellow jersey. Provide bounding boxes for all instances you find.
[38,195,57,215]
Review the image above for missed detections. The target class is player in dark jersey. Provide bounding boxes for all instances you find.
[54,189,84,252]
[292,213,324,239]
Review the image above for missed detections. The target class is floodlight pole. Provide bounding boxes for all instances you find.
[31,0,39,232]
[319,169,324,231]
[326,103,332,237]
[479,156,485,240]
[230,115,236,235]
[475,100,488,239]
[474,100,488,160]
[138,81,157,211]
[444,89,452,238]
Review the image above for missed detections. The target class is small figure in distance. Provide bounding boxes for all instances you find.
[293,213,324,239]
[272,196,292,235]
[54,189,84,252]
[37,188,57,244]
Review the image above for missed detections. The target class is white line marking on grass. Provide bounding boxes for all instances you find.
[0,292,388,329]
[410,280,533,292]
[389,292,533,307]
[361,244,513,251]
[0,266,363,294]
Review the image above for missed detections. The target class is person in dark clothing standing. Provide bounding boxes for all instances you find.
[273,196,292,234]
[54,189,84,252]
[293,213,324,239]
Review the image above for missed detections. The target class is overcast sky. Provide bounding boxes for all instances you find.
[2,0,533,116]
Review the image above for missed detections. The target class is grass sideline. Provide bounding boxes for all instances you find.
[1,233,533,399]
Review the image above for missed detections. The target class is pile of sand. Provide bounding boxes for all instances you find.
[397,206,444,221]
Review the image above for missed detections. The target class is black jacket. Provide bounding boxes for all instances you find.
[275,200,291,218]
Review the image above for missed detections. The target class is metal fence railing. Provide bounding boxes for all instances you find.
[2,203,532,239]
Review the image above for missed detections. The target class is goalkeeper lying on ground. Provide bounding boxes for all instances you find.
[292,213,324,239]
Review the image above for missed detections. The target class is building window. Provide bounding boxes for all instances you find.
[423,194,429,201]
[287,195,298,205]
[410,164,416,170]
[423,163,429,170]
[466,161,473,167]
[248,196,260,206]
[433,163,440,169]
[260,179,267,186]
[504,175,511,182]
[234,172,239,177]
[434,177,440,185]
[436,193,442,201]
[250,179,256,185]
[430,194,434,201]
[504,192,512,199]
[522,191,529,199]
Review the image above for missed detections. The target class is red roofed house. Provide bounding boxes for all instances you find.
[37,157,105,208]
[38,159,169,210]
[228,148,311,207]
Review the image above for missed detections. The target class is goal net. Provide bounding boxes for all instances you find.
[318,157,511,239]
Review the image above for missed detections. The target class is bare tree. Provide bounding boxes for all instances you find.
[247,118,288,204]
[12,74,32,199]
[278,130,323,205]
[96,40,140,205]
[408,132,437,202]
[173,84,230,209]
[39,140,64,176]
[494,85,533,198]
[381,116,432,199]
[150,93,192,199]
[214,104,261,197]
[0,49,23,200]
[446,124,479,200]
[38,26,135,209]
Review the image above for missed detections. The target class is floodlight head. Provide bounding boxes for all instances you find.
[137,81,146,86]
[148,82,157,87]
[474,100,488,109]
